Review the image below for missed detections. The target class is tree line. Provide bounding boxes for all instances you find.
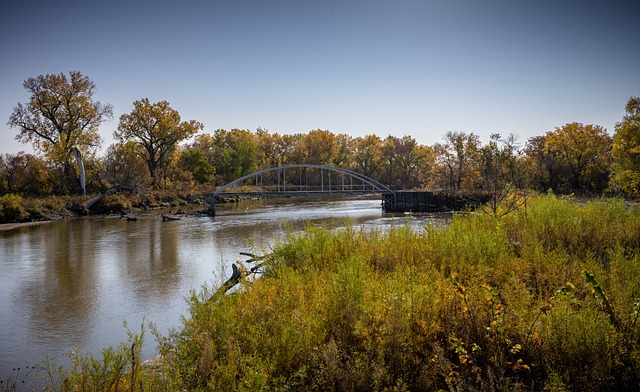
[3,71,640,199]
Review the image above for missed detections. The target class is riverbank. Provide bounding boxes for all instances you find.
[0,189,215,225]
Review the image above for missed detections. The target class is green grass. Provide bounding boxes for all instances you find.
[29,194,640,391]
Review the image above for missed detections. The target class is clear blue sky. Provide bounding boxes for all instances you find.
[1,0,639,156]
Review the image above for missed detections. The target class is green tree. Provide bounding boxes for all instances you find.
[211,129,259,182]
[7,71,112,193]
[114,98,203,188]
[190,134,217,165]
[610,96,640,197]
[177,148,215,184]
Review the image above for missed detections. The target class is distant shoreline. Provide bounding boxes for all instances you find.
[0,220,51,232]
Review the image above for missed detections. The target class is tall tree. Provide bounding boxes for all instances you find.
[102,142,151,191]
[479,133,524,215]
[291,130,337,165]
[115,98,203,188]
[610,96,640,197]
[211,129,259,182]
[7,71,112,193]
[523,135,553,192]
[434,131,481,192]
[256,129,295,169]
[394,135,434,189]
[177,148,215,185]
[0,152,53,196]
[544,122,611,194]
[380,136,401,188]
[332,133,353,168]
[352,134,383,179]
[189,134,217,167]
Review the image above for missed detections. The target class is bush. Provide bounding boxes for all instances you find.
[0,194,27,223]
[92,194,132,214]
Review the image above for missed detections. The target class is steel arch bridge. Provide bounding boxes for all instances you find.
[211,164,394,199]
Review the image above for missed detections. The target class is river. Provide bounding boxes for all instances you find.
[0,196,448,380]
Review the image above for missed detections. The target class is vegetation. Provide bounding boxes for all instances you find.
[4,195,635,391]
[115,98,204,188]
[610,97,640,197]
[7,71,113,194]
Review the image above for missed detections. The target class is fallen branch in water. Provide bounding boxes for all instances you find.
[209,252,270,302]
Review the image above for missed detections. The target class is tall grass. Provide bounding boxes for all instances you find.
[35,195,640,391]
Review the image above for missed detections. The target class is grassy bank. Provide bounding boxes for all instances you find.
[10,195,640,391]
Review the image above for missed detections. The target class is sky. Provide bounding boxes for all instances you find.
[1,0,639,156]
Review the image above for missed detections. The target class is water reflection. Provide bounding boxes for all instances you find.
[0,197,450,377]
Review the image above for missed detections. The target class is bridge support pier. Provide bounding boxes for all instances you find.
[383,191,490,213]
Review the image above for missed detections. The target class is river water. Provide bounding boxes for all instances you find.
[0,196,447,379]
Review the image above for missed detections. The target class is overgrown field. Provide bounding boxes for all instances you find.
[17,195,640,391]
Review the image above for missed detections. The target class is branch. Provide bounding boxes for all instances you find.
[208,252,270,303]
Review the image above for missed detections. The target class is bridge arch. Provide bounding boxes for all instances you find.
[212,164,393,198]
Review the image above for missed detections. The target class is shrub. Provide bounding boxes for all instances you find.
[0,194,26,223]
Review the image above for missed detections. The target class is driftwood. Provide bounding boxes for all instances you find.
[83,184,136,210]
[209,252,269,302]
[84,186,120,209]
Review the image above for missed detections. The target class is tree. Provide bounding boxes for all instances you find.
[115,98,203,188]
[332,133,353,168]
[352,135,383,179]
[7,71,112,193]
[544,122,611,194]
[394,136,434,189]
[522,135,553,192]
[177,148,215,184]
[0,152,53,196]
[256,129,295,169]
[102,142,151,191]
[434,131,481,192]
[610,96,640,197]
[380,136,401,188]
[211,129,259,183]
[189,133,217,166]
[479,133,525,215]
[290,130,337,165]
